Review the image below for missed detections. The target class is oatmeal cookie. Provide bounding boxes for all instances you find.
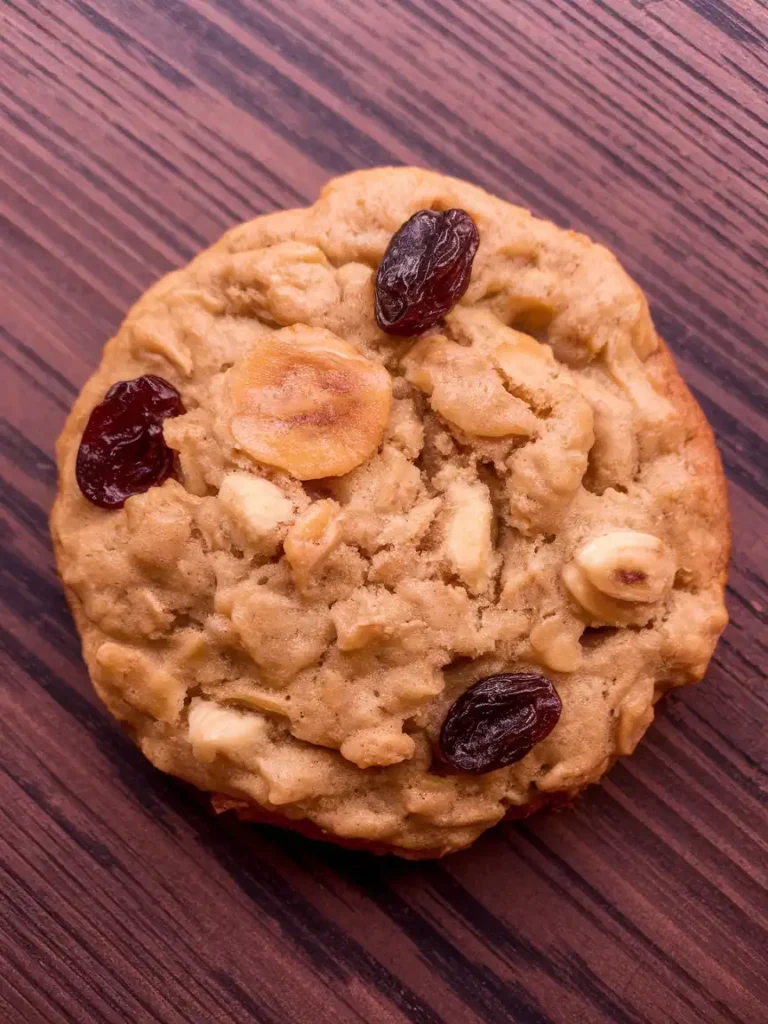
[51,168,730,857]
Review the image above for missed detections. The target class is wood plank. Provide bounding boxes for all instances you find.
[1,1,766,1022]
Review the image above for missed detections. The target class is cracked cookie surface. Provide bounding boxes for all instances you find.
[51,168,730,856]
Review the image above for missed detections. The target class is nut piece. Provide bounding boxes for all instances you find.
[616,684,655,756]
[403,336,537,438]
[229,325,392,480]
[284,499,343,589]
[442,480,498,594]
[529,617,583,673]
[574,531,675,603]
[187,699,268,765]
[563,530,676,626]
[218,472,294,553]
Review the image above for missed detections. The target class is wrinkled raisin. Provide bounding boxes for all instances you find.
[375,209,480,336]
[440,672,562,774]
[75,375,184,509]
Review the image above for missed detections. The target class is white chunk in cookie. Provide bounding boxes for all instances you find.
[218,472,295,553]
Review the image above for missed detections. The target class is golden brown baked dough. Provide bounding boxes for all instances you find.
[51,168,730,857]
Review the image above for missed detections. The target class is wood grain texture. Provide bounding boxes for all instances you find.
[1,0,767,1021]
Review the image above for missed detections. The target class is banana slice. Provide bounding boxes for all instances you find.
[229,325,392,480]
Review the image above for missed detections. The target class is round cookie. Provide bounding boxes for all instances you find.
[51,168,730,857]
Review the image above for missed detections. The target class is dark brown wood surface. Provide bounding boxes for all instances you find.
[1,1,767,1021]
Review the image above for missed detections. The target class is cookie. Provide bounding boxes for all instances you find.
[51,168,730,857]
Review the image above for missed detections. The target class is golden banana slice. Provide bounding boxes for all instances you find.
[229,325,392,480]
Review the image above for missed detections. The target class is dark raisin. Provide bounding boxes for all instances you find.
[439,671,562,774]
[375,209,480,336]
[75,375,184,509]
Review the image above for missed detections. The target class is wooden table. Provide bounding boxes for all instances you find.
[2,1,766,1021]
